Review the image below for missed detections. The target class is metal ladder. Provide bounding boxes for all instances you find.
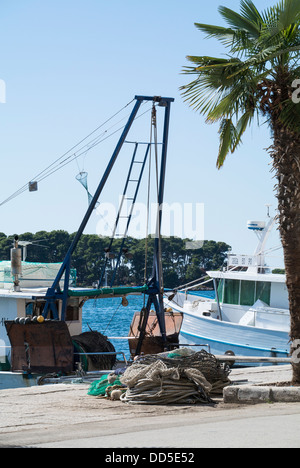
[98,142,150,287]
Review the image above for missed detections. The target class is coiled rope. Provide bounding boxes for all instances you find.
[118,349,231,405]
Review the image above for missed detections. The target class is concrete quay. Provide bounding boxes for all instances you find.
[1,364,300,448]
[225,364,300,404]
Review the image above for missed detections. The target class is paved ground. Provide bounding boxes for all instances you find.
[1,365,299,449]
[229,364,292,385]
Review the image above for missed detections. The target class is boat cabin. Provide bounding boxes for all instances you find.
[204,253,290,332]
[212,271,288,310]
[211,253,288,310]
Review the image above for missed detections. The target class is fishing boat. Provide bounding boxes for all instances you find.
[0,95,176,388]
[0,256,150,388]
[0,239,82,388]
[164,215,290,365]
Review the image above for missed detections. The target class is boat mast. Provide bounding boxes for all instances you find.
[246,205,276,272]
[253,217,276,257]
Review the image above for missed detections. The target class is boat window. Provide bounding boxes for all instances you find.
[223,279,240,305]
[240,280,255,306]
[25,302,34,316]
[26,300,61,320]
[26,300,45,317]
[255,281,271,305]
[222,279,271,306]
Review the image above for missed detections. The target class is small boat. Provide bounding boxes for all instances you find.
[164,216,290,365]
[128,309,183,356]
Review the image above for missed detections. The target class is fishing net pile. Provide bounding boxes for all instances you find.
[117,348,231,405]
[87,373,125,398]
[72,331,116,371]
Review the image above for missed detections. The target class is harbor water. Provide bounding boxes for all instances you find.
[82,291,215,359]
[82,295,144,359]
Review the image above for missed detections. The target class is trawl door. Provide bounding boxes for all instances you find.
[5,320,73,373]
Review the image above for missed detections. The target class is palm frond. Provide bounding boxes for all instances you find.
[180,74,228,115]
[184,55,240,69]
[277,0,300,30]
[278,98,300,133]
[239,0,264,28]
[217,118,237,168]
[194,23,236,46]
[218,5,261,38]
[181,57,246,116]
[194,23,254,52]
[180,0,300,169]
[206,80,256,123]
[232,108,256,151]
[256,0,300,49]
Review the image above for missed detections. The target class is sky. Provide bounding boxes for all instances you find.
[0,0,284,267]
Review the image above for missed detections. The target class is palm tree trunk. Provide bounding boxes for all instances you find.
[270,125,300,385]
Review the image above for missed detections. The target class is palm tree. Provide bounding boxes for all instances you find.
[180,0,300,384]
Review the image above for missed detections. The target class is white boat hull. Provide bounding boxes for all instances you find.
[0,371,38,390]
[165,298,290,366]
[181,311,289,358]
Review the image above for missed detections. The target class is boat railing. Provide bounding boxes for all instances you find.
[165,276,214,307]
[248,307,289,328]
[175,275,211,292]
[178,343,211,353]
[182,278,213,295]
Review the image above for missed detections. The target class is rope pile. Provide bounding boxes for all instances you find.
[118,349,231,405]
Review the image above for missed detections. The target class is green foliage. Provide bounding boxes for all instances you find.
[181,0,300,167]
[272,268,285,274]
[0,231,230,289]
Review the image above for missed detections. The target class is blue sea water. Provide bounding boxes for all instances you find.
[82,295,144,359]
[82,290,215,359]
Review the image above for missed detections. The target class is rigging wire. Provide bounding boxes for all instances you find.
[143,102,164,290]
[0,99,132,206]
[143,105,154,290]
[0,99,151,207]
[152,104,164,293]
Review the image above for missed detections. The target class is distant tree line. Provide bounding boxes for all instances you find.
[0,231,230,288]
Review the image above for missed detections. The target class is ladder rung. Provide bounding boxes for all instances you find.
[129,179,139,182]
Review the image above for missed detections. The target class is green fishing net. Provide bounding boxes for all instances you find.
[87,374,123,397]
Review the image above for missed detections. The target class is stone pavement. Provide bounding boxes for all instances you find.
[226,364,300,403]
[229,363,293,386]
[0,364,300,448]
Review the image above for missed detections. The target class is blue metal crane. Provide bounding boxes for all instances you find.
[41,95,174,354]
